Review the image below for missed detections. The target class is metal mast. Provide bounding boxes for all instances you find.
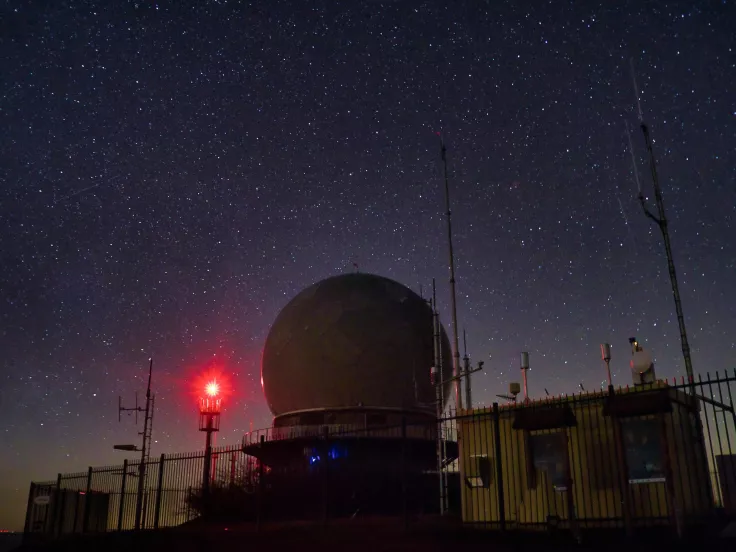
[630,60,693,382]
[462,329,472,409]
[432,279,447,514]
[439,135,464,410]
[135,358,154,530]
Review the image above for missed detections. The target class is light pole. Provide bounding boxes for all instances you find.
[199,380,222,499]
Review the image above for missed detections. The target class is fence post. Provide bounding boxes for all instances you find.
[401,416,408,529]
[610,390,633,539]
[81,467,93,533]
[492,403,506,532]
[561,430,581,543]
[117,459,128,531]
[23,482,36,539]
[50,474,62,537]
[56,484,67,537]
[321,425,329,526]
[256,435,265,531]
[659,414,683,539]
[230,453,236,486]
[153,453,165,529]
[71,490,81,534]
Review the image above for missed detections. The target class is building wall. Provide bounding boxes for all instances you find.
[459,387,713,528]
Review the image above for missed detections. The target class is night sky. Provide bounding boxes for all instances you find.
[1,0,734,531]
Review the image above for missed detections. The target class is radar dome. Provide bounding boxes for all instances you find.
[261,273,453,416]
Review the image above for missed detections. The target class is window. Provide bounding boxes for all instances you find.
[529,432,568,491]
[621,418,665,483]
[465,455,492,488]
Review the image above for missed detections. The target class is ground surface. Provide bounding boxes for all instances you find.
[16,516,735,552]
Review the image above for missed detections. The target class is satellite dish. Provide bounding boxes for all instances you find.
[34,495,51,506]
[631,348,655,385]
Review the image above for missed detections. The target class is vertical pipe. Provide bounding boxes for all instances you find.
[492,403,506,532]
[153,454,165,529]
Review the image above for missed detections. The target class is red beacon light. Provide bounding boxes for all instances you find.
[198,380,222,432]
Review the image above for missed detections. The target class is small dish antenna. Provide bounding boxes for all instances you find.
[629,337,656,384]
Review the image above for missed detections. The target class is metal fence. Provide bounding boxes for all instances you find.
[456,371,736,538]
[23,445,252,537]
[23,371,736,542]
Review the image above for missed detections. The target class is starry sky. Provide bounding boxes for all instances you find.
[1,0,734,531]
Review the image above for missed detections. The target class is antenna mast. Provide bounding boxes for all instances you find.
[118,357,155,530]
[439,134,464,410]
[431,278,448,514]
[462,328,472,408]
[629,60,693,382]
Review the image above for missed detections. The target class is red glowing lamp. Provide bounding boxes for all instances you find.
[205,380,220,397]
[198,379,222,432]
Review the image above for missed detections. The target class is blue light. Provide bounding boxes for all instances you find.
[308,446,348,465]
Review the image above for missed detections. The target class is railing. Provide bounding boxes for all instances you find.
[22,370,736,543]
[242,421,440,446]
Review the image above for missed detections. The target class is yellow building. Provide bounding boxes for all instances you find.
[458,382,713,534]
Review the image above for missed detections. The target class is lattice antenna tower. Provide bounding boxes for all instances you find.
[628,58,693,382]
